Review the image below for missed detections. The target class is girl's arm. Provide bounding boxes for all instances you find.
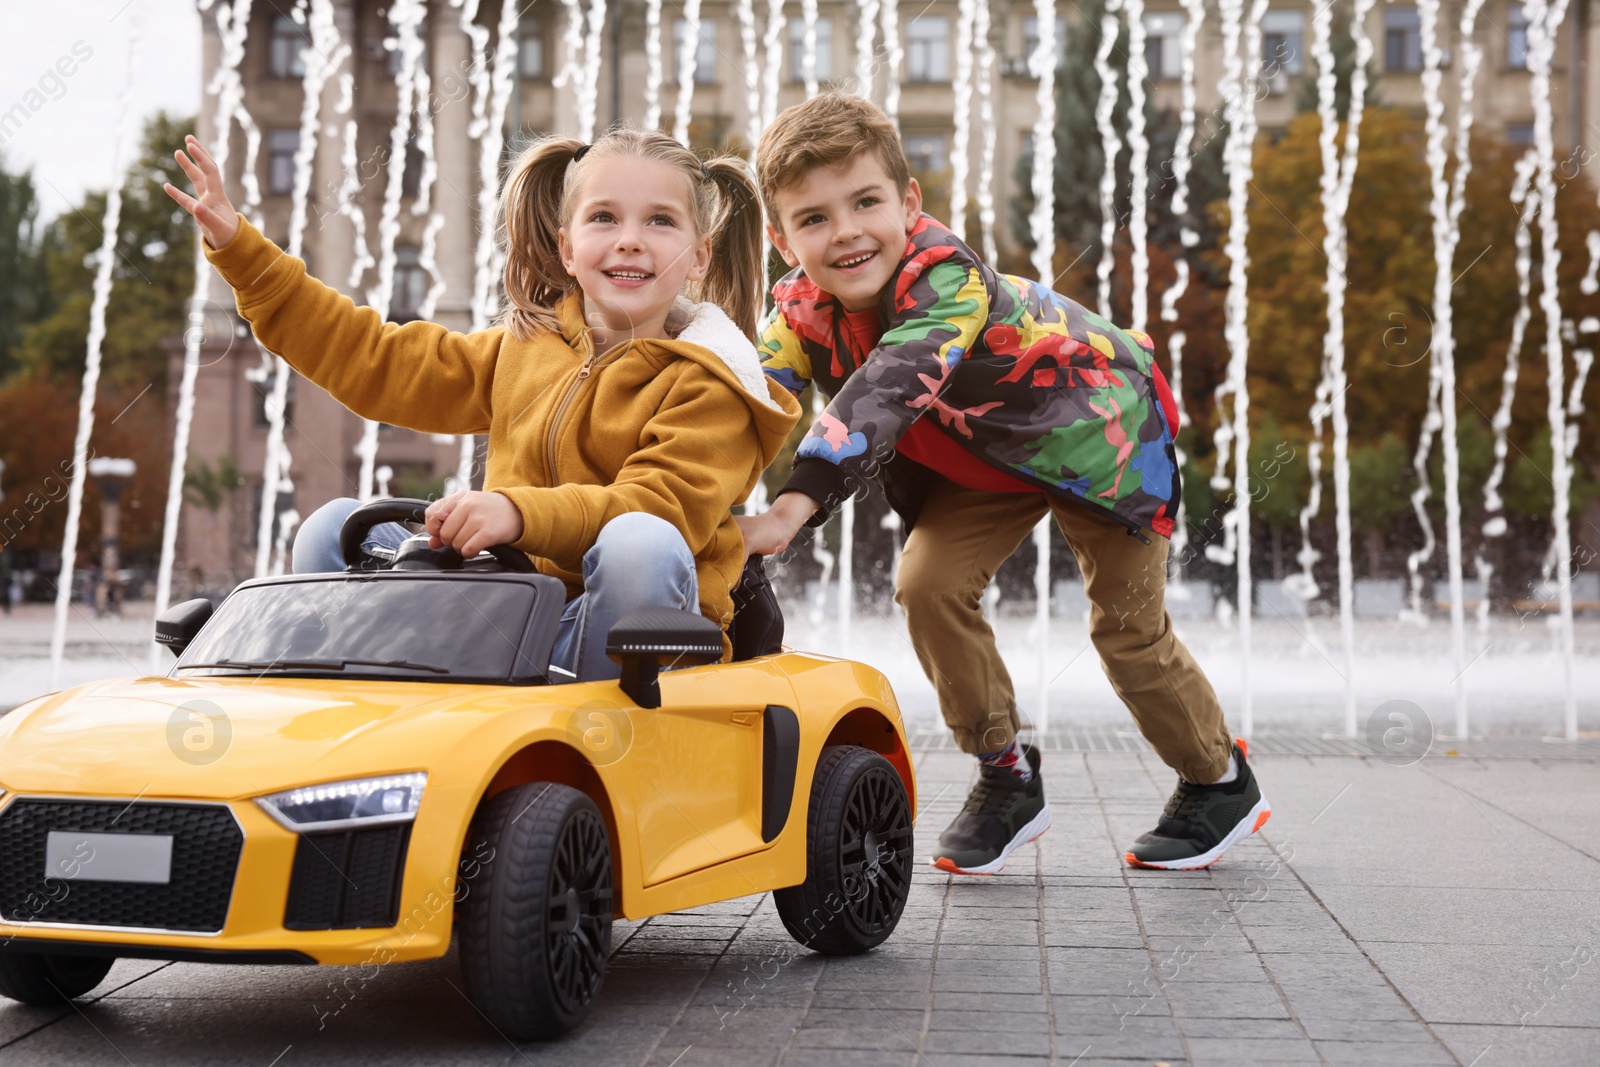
[166,137,499,435]
[494,364,759,569]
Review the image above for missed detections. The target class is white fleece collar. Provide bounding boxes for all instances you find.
[670,297,785,412]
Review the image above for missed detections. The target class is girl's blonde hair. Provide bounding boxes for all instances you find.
[498,127,765,342]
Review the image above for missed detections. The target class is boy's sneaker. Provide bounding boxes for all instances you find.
[1124,739,1271,870]
[931,747,1052,876]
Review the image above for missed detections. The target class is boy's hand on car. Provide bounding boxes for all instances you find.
[426,491,526,559]
[163,135,240,250]
[734,493,820,559]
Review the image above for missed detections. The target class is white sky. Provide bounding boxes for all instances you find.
[0,1,201,222]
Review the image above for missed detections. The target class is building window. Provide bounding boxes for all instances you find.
[519,19,545,78]
[1507,4,1529,69]
[1385,7,1422,72]
[1021,16,1066,72]
[391,246,429,322]
[906,17,951,83]
[253,375,295,428]
[904,133,949,174]
[1144,13,1182,80]
[675,19,720,85]
[1262,10,1305,76]
[1506,121,1535,145]
[268,130,299,196]
[788,17,834,83]
[269,15,308,78]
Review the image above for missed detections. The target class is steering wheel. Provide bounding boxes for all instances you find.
[338,497,536,573]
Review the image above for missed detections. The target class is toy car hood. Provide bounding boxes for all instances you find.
[0,674,600,799]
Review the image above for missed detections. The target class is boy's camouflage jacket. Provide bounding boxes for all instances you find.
[758,214,1180,539]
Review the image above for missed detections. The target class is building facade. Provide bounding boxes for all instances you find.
[176,0,1597,588]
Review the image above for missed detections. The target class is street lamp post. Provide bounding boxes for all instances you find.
[88,457,136,617]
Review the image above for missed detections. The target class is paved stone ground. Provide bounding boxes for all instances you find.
[2,741,1597,1067]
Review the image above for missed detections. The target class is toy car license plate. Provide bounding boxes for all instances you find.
[45,831,174,885]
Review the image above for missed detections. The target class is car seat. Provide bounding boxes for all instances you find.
[729,555,784,661]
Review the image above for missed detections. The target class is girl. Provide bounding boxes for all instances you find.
[165,128,800,681]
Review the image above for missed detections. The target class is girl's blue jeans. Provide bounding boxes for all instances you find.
[292,498,699,683]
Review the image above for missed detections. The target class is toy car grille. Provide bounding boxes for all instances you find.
[0,800,243,934]
[284,826,411,930]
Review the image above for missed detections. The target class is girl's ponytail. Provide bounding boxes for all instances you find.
[696,157,765,342]
[499,137,584,340]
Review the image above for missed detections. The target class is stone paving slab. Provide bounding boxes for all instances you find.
[1,743,1597,1066]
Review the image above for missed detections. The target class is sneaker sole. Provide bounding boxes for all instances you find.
[1123,795,1272,871]
[930,803,1053,876]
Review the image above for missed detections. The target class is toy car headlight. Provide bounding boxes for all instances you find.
[256,773,427,833]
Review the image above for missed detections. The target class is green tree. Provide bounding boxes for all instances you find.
[1010,0,1228,275]
[15,112,196,389]
[0,157,43,381]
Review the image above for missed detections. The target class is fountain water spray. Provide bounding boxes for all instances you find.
[153,0,257,659]
[1158,0,1207,573]
[556,0,606,143]
[1029,0,1059,733]
[673,0,703,145]
[799,0,820,97]
[950,0,976,241]
[1525,0,1578,738]
[1091,2,1121,319]
[1477,152,1537,628]
[762,0,785,131]
[1123,0,1150,333]
[973,0,999,263]
[1212,0,1269,734]
[1419,0,1484,735]
[739,0,762,149]
[644,0,664,129]
[51,4,144,688]
[450,0,518,493]
[879,0,902,122]
[256,0,346,578]
[1300,0,1374,735]
[853,0,880,101]
[353,0,429,503]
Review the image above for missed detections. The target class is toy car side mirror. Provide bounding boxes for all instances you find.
[155,598,215,657]
[605,607,723,709]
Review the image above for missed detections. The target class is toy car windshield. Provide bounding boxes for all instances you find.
[173,574,557,684]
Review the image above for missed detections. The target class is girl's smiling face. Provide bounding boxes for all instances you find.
[559,156,711,349]
[765,152,922,312]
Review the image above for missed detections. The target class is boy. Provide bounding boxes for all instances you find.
[737,93,1270,876]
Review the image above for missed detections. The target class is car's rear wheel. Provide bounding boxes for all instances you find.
[0,951,115,1004]
[458,782,613,1040]
[774,745,913,955]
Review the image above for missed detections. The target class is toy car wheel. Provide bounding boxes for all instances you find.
[774,745,913,955]
[458,782,614,1040]
[0,951,115,1004]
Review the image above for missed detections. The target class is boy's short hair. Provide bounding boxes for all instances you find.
[755,92,913,231]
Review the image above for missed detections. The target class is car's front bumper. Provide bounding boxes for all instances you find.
[0,791,464,967]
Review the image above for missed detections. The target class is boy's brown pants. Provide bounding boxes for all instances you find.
[894,477,1234,785]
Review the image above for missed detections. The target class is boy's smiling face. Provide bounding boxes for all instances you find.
[766,152,922,312]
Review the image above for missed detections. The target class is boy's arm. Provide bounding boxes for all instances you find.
[205,216,498,435]
[783,256,989,524]
[756,304,814,398]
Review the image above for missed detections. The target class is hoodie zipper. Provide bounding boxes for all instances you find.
[545,336,632,482]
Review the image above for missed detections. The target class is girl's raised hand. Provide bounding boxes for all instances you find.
[163,135,240,249]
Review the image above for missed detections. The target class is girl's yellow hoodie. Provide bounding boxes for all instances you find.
[206,218,801,652]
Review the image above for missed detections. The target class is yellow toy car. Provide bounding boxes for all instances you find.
[0,500,916,1039]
